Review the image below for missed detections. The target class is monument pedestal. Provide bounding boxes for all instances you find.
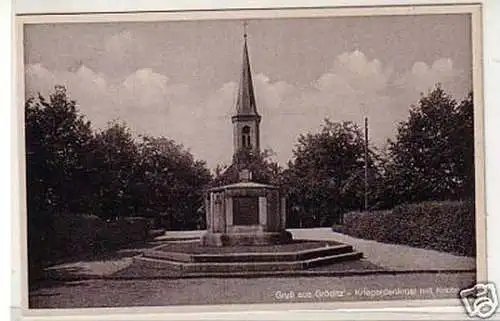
[137,173,363,274]
[200,231,292,247]
[201,181,292,247]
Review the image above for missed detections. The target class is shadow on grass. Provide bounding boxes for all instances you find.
[29,240,162,291]
[41,240,159,267]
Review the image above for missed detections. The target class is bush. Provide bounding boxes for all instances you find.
[42,213,105,260]
[334,201,475,257]
[28,213,151,282]
[96,217,150,249]
[28,213,105,282]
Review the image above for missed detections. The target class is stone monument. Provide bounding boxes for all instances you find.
[200,29,292,247]
[201,170,292,246]
[135,27,364,274]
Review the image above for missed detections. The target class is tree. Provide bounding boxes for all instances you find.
[385,85,474,205]
[91,121,140,219]
[283,119,379,227]
[211,148,283,187]
[136,137,212,229]
[453,92,475,199]
[26,85,95,215]
[25,86,95,278]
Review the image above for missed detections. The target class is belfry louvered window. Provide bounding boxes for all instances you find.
[242,126,251,148]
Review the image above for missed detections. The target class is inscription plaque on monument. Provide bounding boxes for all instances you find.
[233,196,259,225]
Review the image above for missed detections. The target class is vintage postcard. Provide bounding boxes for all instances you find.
[13,3,493,320]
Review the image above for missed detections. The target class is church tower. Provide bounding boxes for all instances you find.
[232,27,261,156]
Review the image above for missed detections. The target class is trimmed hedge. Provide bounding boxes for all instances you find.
[333,201,475,257]
[97,217,150,248]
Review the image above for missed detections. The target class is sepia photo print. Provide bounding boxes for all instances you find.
[17,4,486,314]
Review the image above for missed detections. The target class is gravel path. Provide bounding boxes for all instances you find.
[30,229,477,309]
[29,272,475,308]
[158,229,476,271]
[40,228,475,281]
[289,228,476,271]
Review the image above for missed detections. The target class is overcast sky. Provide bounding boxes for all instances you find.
[24,14,472,169]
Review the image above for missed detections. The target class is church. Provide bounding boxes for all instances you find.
[232,30,261,155]
[200,29,292,247]
[136,28,363,270]
[211,28,266,187]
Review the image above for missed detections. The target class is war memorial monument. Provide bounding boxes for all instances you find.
[134,30,363,275]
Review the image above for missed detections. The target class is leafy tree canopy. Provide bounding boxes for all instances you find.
[385,85,474,204]
[26,85,95,215]
[283,119,379,227]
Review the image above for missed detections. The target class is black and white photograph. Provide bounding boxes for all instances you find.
[19,5,485,312]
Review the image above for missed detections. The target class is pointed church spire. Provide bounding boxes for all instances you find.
[232,23,261,155]
[234,23,259,117]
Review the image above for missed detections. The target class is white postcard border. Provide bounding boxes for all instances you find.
[10,1,496,320]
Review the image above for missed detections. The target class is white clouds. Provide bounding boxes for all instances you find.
[310,51,392,105]
[119,68,190,113]
[75,66,108,92]
[26,64,109,111]
[280,51,395,153]
[328,50,391,91]
[256,51,467,164]
[25,64,189,133]
[24,63,237,168]
[396,58,462,94]
[254,73,295,116]
[24,50,470,169]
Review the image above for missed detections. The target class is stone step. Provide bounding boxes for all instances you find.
[142,244,354,263]
[134,251,364,273]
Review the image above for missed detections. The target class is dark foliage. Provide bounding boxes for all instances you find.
[283,120,381,227]
[135,136,212,230]
[90,121,141,219]
[383,85,475,206]
[25,87,212,279]
[25,82,477,279]
[334,201,476,257]
[26,86,95,216]
[26,86,95,280]
[211,148,283,187]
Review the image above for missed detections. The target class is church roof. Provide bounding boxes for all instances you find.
[234,34,259,117]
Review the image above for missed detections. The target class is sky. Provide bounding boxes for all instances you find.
[24,14,473,169]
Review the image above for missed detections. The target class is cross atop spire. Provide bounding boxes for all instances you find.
[231,21,261,155]
[243,21,248,39]
[233,22,259,117]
